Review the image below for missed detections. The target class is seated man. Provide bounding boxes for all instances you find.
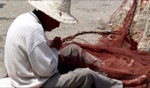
[4,0,148,88]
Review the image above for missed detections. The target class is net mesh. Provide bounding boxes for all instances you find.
[60,0,150,87]
[130,0,150,51]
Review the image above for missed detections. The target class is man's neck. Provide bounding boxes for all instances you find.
[32,9,50,31]
[32,9,60,32]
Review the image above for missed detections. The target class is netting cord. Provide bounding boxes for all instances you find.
[122,0,137,34]
[62,30,114,43]
[109,0,128,24]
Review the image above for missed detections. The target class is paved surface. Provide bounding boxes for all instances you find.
[0,0,122,78]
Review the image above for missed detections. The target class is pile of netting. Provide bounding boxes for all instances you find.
[59,0,150,87]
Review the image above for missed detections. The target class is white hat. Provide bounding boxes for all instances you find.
[28,0,78,24]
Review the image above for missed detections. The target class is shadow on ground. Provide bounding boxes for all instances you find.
[0,3,5,8]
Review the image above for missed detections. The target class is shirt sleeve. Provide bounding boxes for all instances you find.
[28,42,58,77]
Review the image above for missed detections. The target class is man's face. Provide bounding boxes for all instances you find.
[45,19,60,32]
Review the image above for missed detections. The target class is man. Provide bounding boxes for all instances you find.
[4,0,148,88]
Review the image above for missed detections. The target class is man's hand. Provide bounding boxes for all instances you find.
[50,36,62,50]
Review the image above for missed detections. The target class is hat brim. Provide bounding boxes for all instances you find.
[29,1,78,24]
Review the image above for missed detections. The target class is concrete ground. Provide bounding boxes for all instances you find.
[0,0,122,78]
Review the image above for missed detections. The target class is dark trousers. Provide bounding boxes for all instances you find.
[42,44,123,88]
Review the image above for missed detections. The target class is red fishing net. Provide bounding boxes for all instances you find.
[60,0,150,87]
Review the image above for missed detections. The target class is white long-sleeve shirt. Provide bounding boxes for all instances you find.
[4,12,58,87]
